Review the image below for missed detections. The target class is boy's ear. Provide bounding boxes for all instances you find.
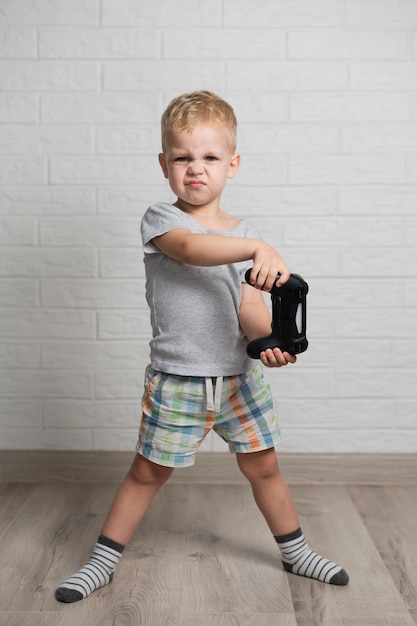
[227,153,241,179]
[158,153,169,178]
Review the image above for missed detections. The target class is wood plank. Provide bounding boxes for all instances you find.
[1,451,417,485]
[286,486,414,626]
[180,484,294,617]
[0,483,34,538]
[348,486,417,619]
[0,614,62,626]
[54,584,180,626]
[0,483,118,613]
[179,615,297,626]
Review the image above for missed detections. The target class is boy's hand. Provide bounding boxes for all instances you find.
[260,348,297,368]
[249,244,291,291]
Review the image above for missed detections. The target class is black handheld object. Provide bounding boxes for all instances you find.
[245,269,309,358]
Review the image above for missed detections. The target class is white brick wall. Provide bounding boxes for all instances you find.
[1,0,416,452]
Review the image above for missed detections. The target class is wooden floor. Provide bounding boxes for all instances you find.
[0,452,416,626]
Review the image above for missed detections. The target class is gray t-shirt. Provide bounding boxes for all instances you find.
[141,202,261,376]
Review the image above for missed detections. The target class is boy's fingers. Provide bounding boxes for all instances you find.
[275,269,291,287]
[261,349,297,367]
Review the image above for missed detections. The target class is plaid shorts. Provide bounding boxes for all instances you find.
[136,364,280,468]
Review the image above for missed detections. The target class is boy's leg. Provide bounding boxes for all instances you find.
[101,453,174,545]
[55,453,173,603]
[236,448,299,536]
[236,449,348,585]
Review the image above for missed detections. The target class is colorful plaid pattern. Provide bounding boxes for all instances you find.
[137,364,280,468]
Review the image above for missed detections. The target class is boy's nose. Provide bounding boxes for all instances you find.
[187,160,203,175]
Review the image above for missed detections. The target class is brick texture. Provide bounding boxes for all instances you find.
[1,0,416,452]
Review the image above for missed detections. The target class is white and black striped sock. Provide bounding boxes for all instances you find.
[55,536,125,603]
[275,528,349,585]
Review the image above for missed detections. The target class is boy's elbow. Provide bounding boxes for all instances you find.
[175,242,200,265]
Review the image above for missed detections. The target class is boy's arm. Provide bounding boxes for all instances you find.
[152,228,290,291]
[239,283,296,368]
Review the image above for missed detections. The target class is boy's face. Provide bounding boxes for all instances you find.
[158,125,240,212]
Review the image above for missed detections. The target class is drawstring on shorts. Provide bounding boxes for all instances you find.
[205,377,223,413]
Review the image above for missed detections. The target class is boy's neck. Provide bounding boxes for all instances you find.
[173,199,239,231]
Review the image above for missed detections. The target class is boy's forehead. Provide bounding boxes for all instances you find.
[165,125,232,149]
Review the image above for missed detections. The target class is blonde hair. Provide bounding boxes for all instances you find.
[161,90,237,153]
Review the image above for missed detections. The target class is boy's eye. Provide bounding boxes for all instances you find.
[174,156,188,162]
[205,155,217,161]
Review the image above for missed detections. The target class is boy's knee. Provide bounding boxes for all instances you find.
[237,449,279,482]
[128,454,173,487]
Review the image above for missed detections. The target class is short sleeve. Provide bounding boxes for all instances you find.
[141,203,190,254]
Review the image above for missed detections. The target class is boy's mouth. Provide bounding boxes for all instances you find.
[187,181,206,188]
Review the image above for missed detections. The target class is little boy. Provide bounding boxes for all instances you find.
[55,90,348,603]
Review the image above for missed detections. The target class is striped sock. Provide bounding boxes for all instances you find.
[55,536,125,603]
[275,528,349,585]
